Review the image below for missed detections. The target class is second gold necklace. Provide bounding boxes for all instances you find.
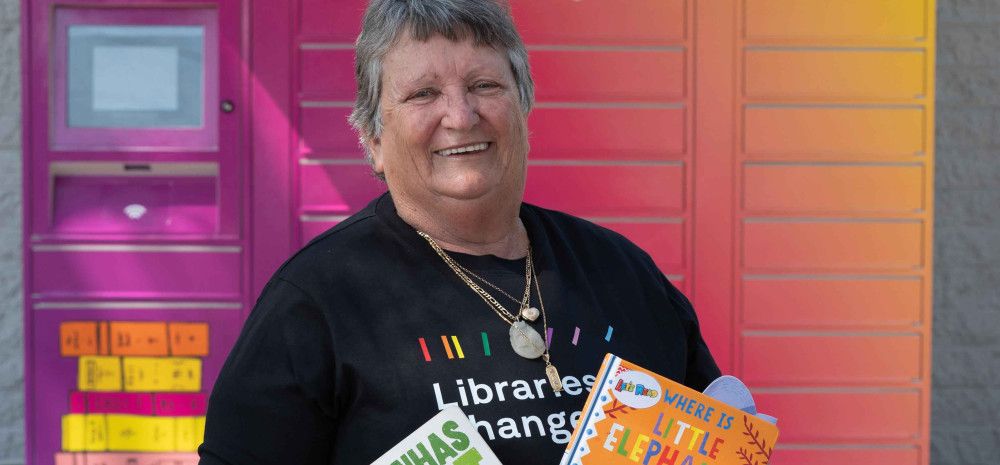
[417,231,563,392]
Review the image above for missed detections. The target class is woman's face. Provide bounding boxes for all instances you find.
[370,32,529,209]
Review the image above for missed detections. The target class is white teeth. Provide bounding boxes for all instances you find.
[436,142,489,156]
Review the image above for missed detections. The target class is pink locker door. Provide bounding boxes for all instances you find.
[251,0,385,295]
[23,0,249,463]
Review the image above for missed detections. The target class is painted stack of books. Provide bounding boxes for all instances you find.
[55,320,209,465]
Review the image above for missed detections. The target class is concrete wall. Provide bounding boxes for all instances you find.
[931,1,1000,464]
[0,0,999,463]
[0,0,23,463]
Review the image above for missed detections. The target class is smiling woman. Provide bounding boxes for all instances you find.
[198,1,720,464]
[372,34,530,255]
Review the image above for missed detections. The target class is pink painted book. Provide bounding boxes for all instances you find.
[153,393,207,416]
[54,452,199,465]
[68,392,154,415]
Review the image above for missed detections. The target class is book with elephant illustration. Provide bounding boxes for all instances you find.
[560,354,779,465]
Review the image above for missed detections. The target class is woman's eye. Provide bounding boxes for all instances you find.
[472,81,500,91]
[408,89,436,100]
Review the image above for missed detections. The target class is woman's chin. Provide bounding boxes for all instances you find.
[430,176,502,202]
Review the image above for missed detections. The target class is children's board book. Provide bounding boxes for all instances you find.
[560,354,780,465]
[371,406,502,465]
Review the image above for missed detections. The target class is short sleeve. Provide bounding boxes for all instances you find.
[199,277,337,465]
[664,277,722,391]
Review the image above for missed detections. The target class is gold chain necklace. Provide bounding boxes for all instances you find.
[527,250,561,392]
[451,259,540,322]
[417,231,563,392]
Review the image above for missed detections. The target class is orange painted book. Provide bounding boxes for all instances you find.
[109,322,169,356]
[60,322,109,356]
[167,322,209,356]
[561,354,779,465]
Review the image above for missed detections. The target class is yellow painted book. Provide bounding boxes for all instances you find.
[78,356,122,392]
[122,357,201,392]
[61,414,108,452]
[106,414,177,452]
[561,354,779,465]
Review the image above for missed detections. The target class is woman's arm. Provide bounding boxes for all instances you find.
[199,277,338,465]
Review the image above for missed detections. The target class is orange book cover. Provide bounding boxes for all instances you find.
[167,322,210,356]
[60,322,100,357]
[109,322,169,356]
[561,354,779,465]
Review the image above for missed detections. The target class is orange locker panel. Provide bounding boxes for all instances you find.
[298,107,358,158]
[772,446,921,465]
[524,165,684,218]
[299,164,386,214]
[528,107,686,161]
[742,334,922,385]
[745,50,926,100]
[299,49,355,100]
[754,391,921,442]
[742,277,923,328]
[742,164,924,213]
[743,220,924,271]
[744,0,927,42]
[512,0,685,45]
[596,221,684,274]
[531,50,685,102]
[744,106,926,158]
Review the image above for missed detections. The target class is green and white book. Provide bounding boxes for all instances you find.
[371,406,502,465]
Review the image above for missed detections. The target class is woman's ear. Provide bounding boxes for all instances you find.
[367,136,385,175]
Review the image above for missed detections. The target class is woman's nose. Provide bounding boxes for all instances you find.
[441,92,480,130]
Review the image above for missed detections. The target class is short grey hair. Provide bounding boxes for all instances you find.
[349,0,535,176]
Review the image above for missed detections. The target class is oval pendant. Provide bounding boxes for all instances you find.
[520,306,540,322]
[509,321,545,359]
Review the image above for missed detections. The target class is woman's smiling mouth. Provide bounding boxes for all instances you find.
[434,142,491,157]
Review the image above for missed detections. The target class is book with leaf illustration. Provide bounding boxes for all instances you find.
[560,354,779,465]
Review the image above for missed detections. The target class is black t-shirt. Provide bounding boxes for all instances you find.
[199,193,720,465]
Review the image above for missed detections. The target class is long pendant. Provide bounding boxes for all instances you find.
[509,321,545,359]
[545,363,563,392]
